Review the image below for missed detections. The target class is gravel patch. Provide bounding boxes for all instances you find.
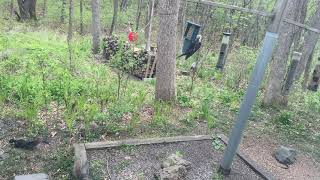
[88,140,264,180]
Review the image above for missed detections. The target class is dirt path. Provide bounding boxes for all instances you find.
[240,134,320,180]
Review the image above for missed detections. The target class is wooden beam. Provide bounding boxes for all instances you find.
[73,144,90,180]
[187,0,274,17]
[283,18,320,34]
[84,135,212,150]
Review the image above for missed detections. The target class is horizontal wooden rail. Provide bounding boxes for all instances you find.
[84,135,212,150]
[187,0,274,17]
[283,18,320,34]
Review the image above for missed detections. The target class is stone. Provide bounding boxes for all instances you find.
[155,154,192,180]
[14,173,49,180]
[274,146,297,165]
[161,154,191,170]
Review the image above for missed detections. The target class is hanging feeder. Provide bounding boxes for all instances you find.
[182,21,201,54]
[216,32,231,70]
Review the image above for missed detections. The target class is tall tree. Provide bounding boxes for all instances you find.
[120,0,127,11]
[292,0,308,51]
[67,0,74,71]
[110,0,119,35]
[80,0,84,35]
[61,0,67,23]
[91,0,101,54]
[263,0,302,106]
[155,0,180,101]
[10,0,14,18]
[295,2,320,80]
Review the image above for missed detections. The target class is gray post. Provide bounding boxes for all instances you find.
[219,32,278,174]
[281,52,301,105]
[216,32,231,70]
[219,0,288,174]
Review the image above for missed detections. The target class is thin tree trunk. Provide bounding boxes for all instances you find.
[10,0,14,18]
[295,2,320,80]
[292,0,308,51]
[302,48,315,90]
[43,0,47,17]
[263,0,300,106]
[80,0,84,35]
[110,0,118,35]
[61,0,67,23]
[145,0,155,51]
[155,0,180,101]
[135,0,143,31]
[91,0,101,54]
[17,0,37,20]
[120,0,127,11]
[68,0,74,71]
[177,0,187,53]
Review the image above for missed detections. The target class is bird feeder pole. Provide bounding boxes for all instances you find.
[219,0,288,175]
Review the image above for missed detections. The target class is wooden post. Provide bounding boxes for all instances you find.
[73,144,89,180]
[281,51,302,105]
[308,58,320,92]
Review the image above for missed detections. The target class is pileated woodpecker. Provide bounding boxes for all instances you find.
[178,35,202,60]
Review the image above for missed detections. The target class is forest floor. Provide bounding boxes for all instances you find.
[0,20,320,179]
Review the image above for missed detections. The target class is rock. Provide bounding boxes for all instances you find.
[274,146,297,165]
[155,154,191,180]
[161,154,191,170]
[14,173,49,180]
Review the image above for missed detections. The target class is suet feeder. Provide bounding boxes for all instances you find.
[182,21,201,54]
[216,32,231,70]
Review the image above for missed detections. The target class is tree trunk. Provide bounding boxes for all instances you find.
[91,0,101,54]
[43,0,47,17]
[61,0,67,23]
[302,48,315,90]
[68,0,74,71]
[292,0,308,51]
[10,0,14,18]
[120,0,127,11]
[177,0,186,53]
[295,2,320,80]
[263,0,301,106]
[155,0,180,101]
[80,0,84,35]
[135,0,143,31]
[145,0,155,51]
[110,0,118,35]
[17,0,37,20]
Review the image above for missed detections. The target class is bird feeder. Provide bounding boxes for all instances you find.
[182,21,201,54]
[216,32,231,70]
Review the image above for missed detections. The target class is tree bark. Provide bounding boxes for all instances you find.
[177,0,186,52]
[295,2,320,80]
[263,0,301,106]
[302,48,315,90]
[155,0,180,101]
[10,0,14,18]
[17,0,37,20]
[61,0,67,23]
[135,0,143,31]
[80,0,84,35]
[120,0,127,11]
[292,0,308,51]
[91,0,101,54]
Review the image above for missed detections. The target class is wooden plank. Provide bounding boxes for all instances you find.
[283,18,320,34]
[73,144,90,180]
[217,134,276,180]
[84,135,212,150]
[187,0,274,17]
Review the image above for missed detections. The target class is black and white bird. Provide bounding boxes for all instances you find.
[178,35,202,60]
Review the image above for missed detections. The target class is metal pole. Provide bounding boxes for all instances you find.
[219,32,278,174]
[219,0,288,174]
